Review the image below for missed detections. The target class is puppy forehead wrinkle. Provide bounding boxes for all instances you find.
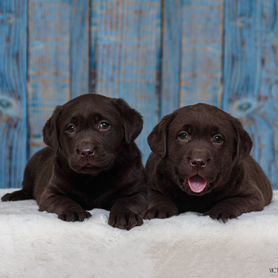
[60,103,120,124]
[171,113,231,131]
[63,94,117,112]
[168,105,235,137]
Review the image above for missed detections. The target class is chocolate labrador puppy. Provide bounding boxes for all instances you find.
[144,103,272,221]
[2,94,146,230]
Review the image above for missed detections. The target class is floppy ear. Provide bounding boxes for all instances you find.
[113,98,143,144]
[147,113,175,158]
[232,117,253,161]
[43,106,63,150]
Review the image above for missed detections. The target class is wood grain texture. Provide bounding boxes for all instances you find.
[179,0,224,107]
[160,0,182,116]
[0,0,28,188]
[0,0,277,189]
[90,0,161,160]
[223,0,278,189]
[28,0,71,156]
[70,0,89,98]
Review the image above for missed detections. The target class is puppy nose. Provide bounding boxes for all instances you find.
[77,147,95,159]
[81,148,95,158]
[189,158,207,168]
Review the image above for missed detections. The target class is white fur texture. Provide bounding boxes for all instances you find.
[0,189,277,278]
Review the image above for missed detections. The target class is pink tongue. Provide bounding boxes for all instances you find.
[188,176,208,193]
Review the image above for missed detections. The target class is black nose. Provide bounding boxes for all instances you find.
[189,158,207,168]
[76,147,95,159]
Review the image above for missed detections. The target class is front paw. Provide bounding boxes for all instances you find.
[205,207,239,222]
[144,205,178,220]
[108,210,143,230]
[1,190,30,201]
[58,209,91,222]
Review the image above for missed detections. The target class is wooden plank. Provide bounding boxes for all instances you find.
[28,0,71,156]
[0,0,28,188]
[90,0,161,160]
[160,0,183,117]
[179,0,224,107]
[223,0,278,189]
[70,0,89,98]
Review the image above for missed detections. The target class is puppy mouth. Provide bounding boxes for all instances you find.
[79,161,111,171]
[70,159,113,174]
[81,163,98,170]
[186,175,208,193]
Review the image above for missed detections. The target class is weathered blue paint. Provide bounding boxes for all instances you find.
[179,0,224,107]
[161,0,224,116]
[70,0,89,98]
[90,0,162,160]
[160,0,182,117]
[0,0,277,189]
[223,0,278,189]
[0,0,28,188]
[28,0,71,156]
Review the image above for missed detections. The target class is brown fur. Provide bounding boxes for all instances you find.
[2,94,146,230]
[144,103,272,222]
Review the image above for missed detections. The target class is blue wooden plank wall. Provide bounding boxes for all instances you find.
[0,0,28,188]
[0,0,277,189]
[90,0,161,160]
[223,0,278,189]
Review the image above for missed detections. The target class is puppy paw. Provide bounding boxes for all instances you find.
[1,193,18,202]
[205,207,239,223]
[144,206,178,220]
[1,190,31,202]
[108,210,143,230]
[58,210,91,222]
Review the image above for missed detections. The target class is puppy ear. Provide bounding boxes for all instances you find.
[43,106,63,149]
[232,117,253,161]
[114,98,143,144]
[148,113,175,158]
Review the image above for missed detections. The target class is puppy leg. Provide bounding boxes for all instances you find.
[144,191,178,220]
[108,194,146,230]
[2,163,34,202]
[39,192,91,222]
[205,193,264,222]
[1,190,33,202]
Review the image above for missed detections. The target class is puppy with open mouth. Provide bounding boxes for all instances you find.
[144,103,273,222]
[2,94,146,230]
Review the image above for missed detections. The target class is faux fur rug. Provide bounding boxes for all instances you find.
[0,189,277,278]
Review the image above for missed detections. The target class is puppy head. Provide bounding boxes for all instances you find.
[148,103,252,196]
[43,94,142,175]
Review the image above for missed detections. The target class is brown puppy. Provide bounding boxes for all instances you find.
[144,103,272,222]
[2,94,146,230]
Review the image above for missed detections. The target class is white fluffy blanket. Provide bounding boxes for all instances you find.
[0,189,277,278]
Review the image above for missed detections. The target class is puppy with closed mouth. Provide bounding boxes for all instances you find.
[2,94,146,230]
[144,103,273,222]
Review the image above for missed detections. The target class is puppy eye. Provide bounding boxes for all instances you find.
[212,133,224,144]
[177,131,191,142]
[98,120,110,131]
[65,123,76,133]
